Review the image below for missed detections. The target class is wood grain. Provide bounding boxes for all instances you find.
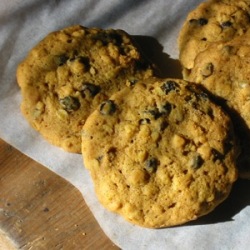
[0,138,119,249]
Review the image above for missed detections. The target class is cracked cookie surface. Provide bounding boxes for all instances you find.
[17,25,154,153]
[178,0,250,72]
[81,77,237,228]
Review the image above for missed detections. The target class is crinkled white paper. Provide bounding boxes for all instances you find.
[1,0,250,249]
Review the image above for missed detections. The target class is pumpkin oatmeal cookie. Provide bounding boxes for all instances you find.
[186,31,250,179]
[17,25,154,153]
[82,77,238,228]
[178,0,250,73]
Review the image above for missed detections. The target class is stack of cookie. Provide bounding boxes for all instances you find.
[17,0,250,228]
[178,0,250,179]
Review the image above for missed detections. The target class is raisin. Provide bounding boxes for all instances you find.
[197,92,208,100]
[221,21,232,28]
[201,63,214,77]
[76,56,90,70]
[82,83,101,97]
[55,54,68,66]
[145,157,159,173]
[139,118,151,125]
[59,96,80,112]
[185,85,208,100]
[161,102,172,115]
[191,154,204,170]
[211,148,224,162]
[184,95,192,102]
[198,18,208,25]
[222,45,234,54]
[161,80,178,94]
[160,121,168,131]
[127,78,138,86]
[189,18,208,26]
[224,140,234,154]
[147,109,162,119]
[96,156,103,162]
[146,103,173,120]
[99,100,116,115]
[189,19,197,24]
[108,32,123,45]
[92,31,123,46]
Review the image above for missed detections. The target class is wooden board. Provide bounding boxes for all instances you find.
[0,138,119,249]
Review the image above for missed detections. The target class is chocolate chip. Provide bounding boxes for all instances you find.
[145,157,159,173]
[161,80,178,94]
[99,100,116,115]
[59,96,80,112]
[81,83,101,97]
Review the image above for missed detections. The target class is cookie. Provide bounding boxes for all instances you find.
[186,32,250,179]
[178,0,250,72]
[17,25,154,153]
[81,77,238,228]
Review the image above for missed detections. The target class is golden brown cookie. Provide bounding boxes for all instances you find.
[186,32,250,179]
[178,0,250,72]
[17,25,154,153]
[82,77,238,228]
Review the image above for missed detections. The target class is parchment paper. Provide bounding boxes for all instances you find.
[1,0,250,249]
